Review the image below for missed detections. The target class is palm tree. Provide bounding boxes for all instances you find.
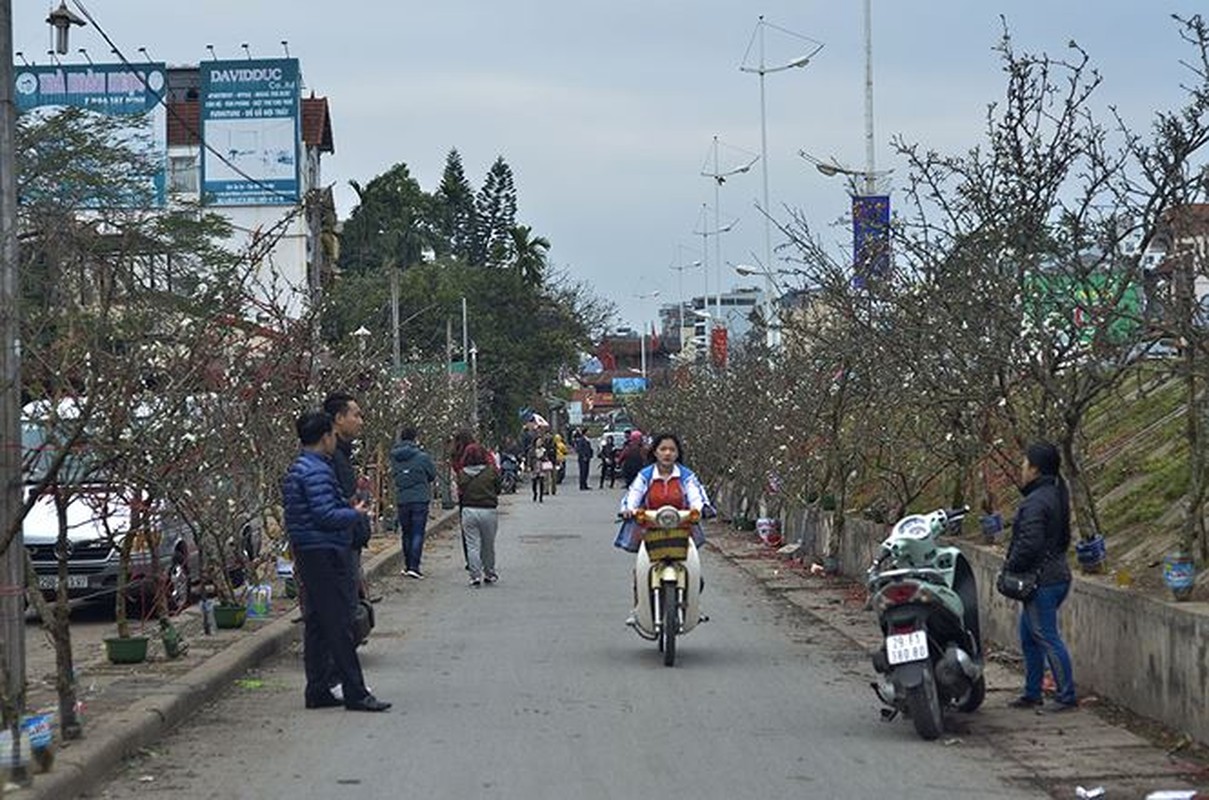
[509,225,550,286]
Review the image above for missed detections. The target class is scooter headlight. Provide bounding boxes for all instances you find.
[655,507,682,528]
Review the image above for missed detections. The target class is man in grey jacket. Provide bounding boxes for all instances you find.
[391,426,437,578]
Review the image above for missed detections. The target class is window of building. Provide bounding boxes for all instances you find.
[168,154,199,194]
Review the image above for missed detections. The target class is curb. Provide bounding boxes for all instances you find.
[15,509,459,800]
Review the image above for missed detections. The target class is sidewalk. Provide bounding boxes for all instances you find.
[8,508,459,800]
[706,524,1209,799]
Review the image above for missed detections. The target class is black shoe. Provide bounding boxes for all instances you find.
[345,695,392,712]
[1037,699,1078,714]
[1007,695,1043,709]
[305,693,343,709]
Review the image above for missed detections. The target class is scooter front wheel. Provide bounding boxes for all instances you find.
[661,579,678,667]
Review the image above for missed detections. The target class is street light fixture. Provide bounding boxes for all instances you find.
[701,136,759,322]
[740,15,824,347]
[631,290,661,378]
[693,203,739,342]
[669,259,702,340]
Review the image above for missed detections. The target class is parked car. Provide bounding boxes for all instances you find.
[20,398,260,612]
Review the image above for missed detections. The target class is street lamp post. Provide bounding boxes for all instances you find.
[632,290,661,378]
[701,136,758,320]
[668,260,701,348]
[740,16,823,347]
[693,203,738,339]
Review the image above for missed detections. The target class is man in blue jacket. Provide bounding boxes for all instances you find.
[391,426,437,578]
[283,411,390,713]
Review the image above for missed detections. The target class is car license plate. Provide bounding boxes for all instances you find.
[886,631,928,665]
[37,575,89,590]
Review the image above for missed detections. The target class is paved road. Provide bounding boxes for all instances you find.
[91,487,1045,800]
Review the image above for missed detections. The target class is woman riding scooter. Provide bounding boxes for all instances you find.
[615,433,711,625]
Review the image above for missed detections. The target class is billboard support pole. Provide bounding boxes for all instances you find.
[0,0,31,785]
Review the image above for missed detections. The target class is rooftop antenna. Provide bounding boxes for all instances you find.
[281,40,291,58]
[241,43,252,60]
[14,52,28,66]
[77,47,92,65]
[205,44,217,60]
[137,46,153,63]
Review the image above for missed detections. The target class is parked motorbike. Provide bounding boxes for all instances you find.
[499,453,520,494]
[866,506,985,740]
[627,505,705,666]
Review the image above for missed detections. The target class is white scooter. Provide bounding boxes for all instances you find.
[628,505,704,666]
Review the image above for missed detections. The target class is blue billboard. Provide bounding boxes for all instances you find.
[612,377,649,395]
[852,194,891,287]
[200,59,300,205]
[13,63,167,205]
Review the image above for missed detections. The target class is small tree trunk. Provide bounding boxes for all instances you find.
[22,549,82,740]
[1060,435,1101,541]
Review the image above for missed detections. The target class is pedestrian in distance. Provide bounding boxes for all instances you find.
[282,410,390,712]
[391,425,437,579]
[449,429,476,569]
[574,428,594,490]
[619,429,645,488]
[1004,441,1078,714]
[553,432,568,489]
[599,435,617,489]
[530,436,549,503]
[457,444,501,587]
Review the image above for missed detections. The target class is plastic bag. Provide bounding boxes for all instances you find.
[245,583,272,618]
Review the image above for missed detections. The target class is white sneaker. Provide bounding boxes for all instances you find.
[331,684,344,702]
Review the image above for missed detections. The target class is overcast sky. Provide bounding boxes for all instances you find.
[14,2,1207,329]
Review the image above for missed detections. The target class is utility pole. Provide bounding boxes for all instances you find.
[389,267,400,372]
[0,0,30,785]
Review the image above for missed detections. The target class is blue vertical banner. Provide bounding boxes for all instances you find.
[13,63,168,206]
[200,59,300,205]
[852,194,891,287]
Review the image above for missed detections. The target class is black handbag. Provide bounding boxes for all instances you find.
[996,568,1039,601]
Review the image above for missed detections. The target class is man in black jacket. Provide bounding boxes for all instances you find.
[322,392,374,673]
[1004,441,1077,713]
[573,429,594,490]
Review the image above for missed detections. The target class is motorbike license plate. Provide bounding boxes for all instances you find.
[886,631,928,665]
[38,575,89,590]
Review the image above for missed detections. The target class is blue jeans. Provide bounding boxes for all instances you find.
[1019,581,1076,704]
[398,502,430,572]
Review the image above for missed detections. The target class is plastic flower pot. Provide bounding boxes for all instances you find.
[1162,551,1196,601]
[1074,534,1108,575]
[980,513,1004,543]
[104,635,149,665]
[213,603,247,629]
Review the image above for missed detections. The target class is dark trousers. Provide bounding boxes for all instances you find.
[398,501,430,572]
[296,547,369,705]
[578,457,591,489]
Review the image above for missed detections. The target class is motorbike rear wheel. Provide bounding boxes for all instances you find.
[907,662,944,740]
[661,579,678,667]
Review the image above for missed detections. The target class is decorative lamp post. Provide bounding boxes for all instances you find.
[47,1,85,56]
[740,15,823,346]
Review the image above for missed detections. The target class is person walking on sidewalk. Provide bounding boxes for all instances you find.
[553,433,568,490]
[530,435,550,503]
[457,444,501,587]
[391,425,437,579]
[619,430,645,488]
[282,411,390,712]
[1004,441,1077,714]
[598,435,617,489]
[574,429,594,490]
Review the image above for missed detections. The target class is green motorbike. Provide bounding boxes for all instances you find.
[866,506,986,740]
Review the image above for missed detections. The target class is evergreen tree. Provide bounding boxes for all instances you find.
[338,162,437,274]
[473,156,518,266]
[436,148,476,262]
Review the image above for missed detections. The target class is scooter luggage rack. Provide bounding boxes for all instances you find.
[642,527,690,562]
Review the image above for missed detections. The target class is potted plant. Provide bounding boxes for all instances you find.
[104,518,150,665]
[1074,532,1108,574]
[979,512,1004,544]
[1162,550,1196,601]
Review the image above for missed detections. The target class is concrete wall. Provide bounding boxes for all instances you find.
[711,482,1209,743]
